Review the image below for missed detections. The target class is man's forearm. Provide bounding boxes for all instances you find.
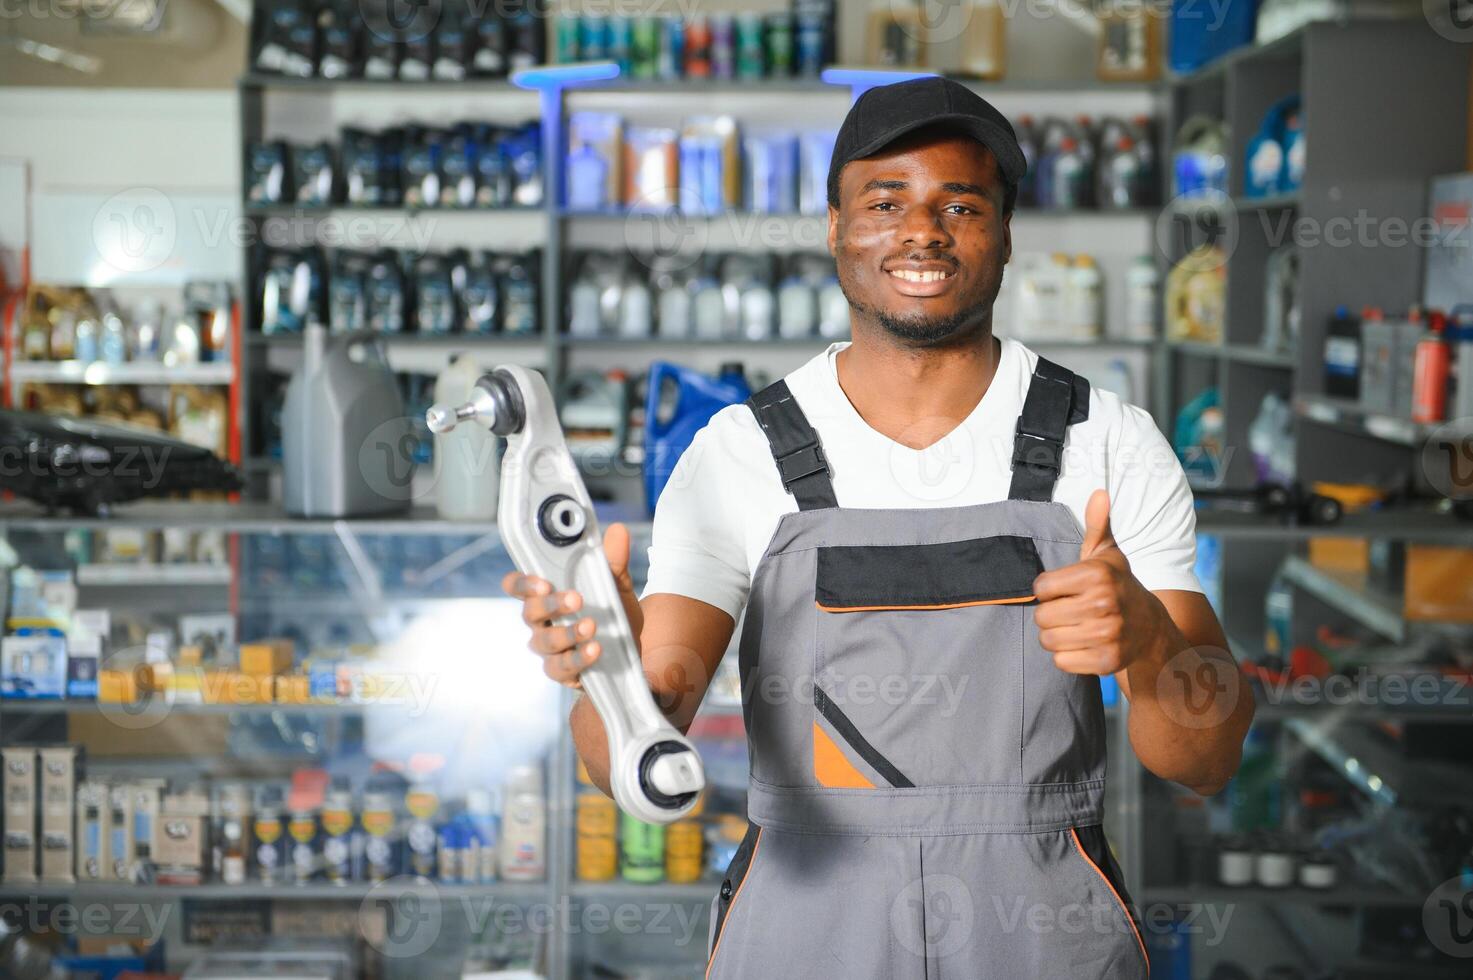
[568,676,695,799]
[570,693,615,797]
[1124,599,1256,795]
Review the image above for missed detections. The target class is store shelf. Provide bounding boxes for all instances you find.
[569,74,1164,96]
[1236,191,1300,211]
[8,361,234,385]
[0,879,546,901]
[1166,25,1305,87]
[0,500,650,535]
[1294,393,1471,447]
[1280,555,1408,641]
[564,207,1157,221]
[75,562,231,587]
[560,335,1155,349]
[239,73,528,93]
[1252,687,1473,723]
[1169,341,1296,368]
[1140,882,1428,907]
[243,204,544,218]
[0,699,371,716]
[1194,507,1473,543]
[1285,715,1473,809]
[250,332,546,348]
[569,879,720,902]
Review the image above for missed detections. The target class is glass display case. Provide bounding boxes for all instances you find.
[0,505,561,978]
[0,502,1135,979]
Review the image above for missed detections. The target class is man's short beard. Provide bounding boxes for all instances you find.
[841,292,992,348]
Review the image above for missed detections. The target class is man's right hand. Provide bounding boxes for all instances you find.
[501,522,644,689]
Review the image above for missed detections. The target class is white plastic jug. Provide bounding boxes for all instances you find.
[433,354,498,520]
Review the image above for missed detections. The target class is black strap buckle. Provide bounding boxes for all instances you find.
[1012,421,1063,475]
[777,442,828,488]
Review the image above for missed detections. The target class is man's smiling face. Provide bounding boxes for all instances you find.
[827,126,1013,349]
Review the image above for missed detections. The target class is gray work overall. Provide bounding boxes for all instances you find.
[705,357,1150,979]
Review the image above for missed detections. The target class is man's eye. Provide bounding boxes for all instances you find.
[871,201,898,211]
[947,205,975,215]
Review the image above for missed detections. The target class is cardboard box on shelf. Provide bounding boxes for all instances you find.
[240,639,295,677]
[98,668,138,704]
[2,747,37,883]
[1405,545,1473,622]
[39,746,77,883]
[68,713,230,758]
[155,787,210,886]
[1308,537,1370,575]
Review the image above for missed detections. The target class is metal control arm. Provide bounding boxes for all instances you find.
[427,365,705,823]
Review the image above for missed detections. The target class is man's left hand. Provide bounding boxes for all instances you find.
[1032,488,1168,676]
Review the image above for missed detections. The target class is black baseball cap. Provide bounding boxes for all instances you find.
[826,76,1027,208]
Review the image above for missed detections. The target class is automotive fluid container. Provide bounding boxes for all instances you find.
[282,326,413,517]
[1169,0,1259,74]
[643,362,751,514]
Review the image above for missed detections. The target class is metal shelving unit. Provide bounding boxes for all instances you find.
[1134,30,1472,980]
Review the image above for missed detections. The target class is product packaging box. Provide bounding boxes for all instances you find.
[130,778,166,883]
[1359,318,1397,413]
[108,783,134,881]
[2,747,37,883]
[75,779,108,881]
[156,787,210,885]
[2,630,68,699]
[39,746,77,882]
[1424,172,1473,311]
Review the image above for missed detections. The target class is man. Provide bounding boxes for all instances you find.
[505,78,1253,979]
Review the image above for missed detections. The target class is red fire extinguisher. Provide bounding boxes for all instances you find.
[1412,310,1451,423]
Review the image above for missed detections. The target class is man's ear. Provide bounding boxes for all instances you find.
[827,203,839,256]
[1001,210,1012,265]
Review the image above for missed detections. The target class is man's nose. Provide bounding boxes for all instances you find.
[900,206,953,250]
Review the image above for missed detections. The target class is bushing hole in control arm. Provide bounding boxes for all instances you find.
[538,494,586,546]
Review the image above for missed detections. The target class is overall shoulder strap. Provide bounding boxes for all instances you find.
[746,379,837,510]
[1008,356,1091,503]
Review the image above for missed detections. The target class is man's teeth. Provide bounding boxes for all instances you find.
[889,269,953,282]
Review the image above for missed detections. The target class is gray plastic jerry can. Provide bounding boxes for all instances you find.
[282,326,414,517]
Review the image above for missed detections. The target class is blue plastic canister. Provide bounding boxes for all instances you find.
[1169,0,1260,74]
[643,362,751,514]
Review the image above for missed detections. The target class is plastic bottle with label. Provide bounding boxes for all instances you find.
[1124,256,1159,340]
[433,355,498,521]
[1412,311,1451,423]
[499,765,546,881]
[1064,255,1103,339]
[1323,305,1361,399]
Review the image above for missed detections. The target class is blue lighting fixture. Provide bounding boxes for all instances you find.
[511,61,622,211]
[820,67,936,101]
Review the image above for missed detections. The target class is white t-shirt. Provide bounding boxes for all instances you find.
[641,338,1202,620]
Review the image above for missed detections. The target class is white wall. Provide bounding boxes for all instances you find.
[0,88,241,286]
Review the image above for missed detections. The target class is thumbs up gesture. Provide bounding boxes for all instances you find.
[1033,489,1160,676]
